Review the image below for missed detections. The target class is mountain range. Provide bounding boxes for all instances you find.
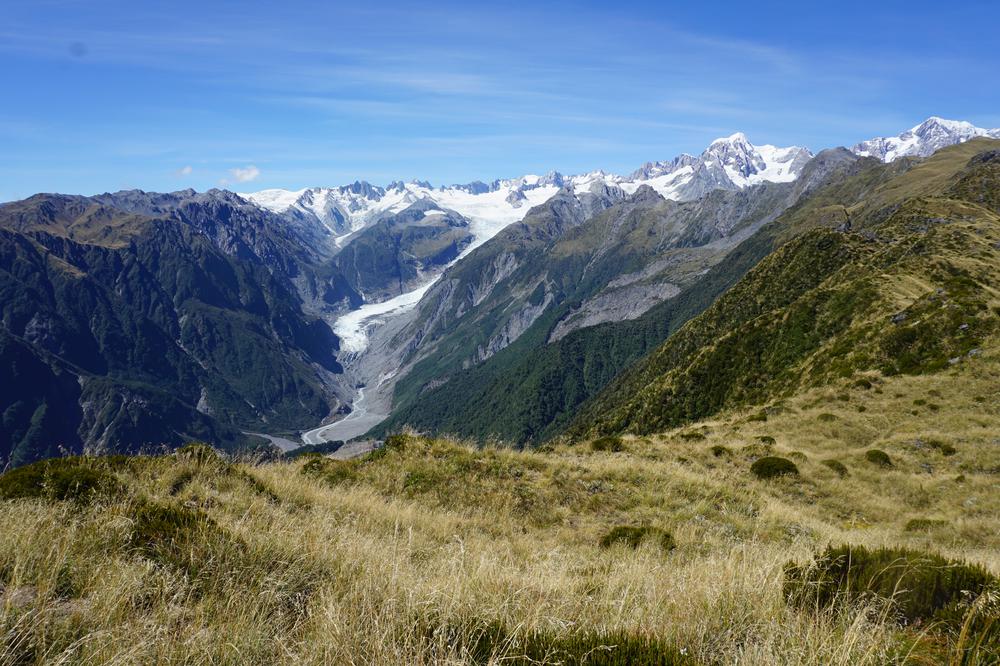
[1,117,998,464]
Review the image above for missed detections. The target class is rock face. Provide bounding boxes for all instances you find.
[852,117,1000,162]
[548,281,681,343]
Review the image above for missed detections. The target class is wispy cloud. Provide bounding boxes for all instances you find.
[175,165,193,177]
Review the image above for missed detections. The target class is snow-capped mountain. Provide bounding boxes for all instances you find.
[242,177,563,251]
[650,133,811,201]
[240,133,812,252]
[559,134,811,202]
[851,117,1000,162]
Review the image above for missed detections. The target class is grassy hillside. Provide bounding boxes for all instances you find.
[2,347,998,663]
[571,140,1000,439]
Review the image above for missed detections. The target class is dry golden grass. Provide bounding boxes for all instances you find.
[2,350,999,664]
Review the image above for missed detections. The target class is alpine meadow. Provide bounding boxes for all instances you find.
[2,2,1000,665]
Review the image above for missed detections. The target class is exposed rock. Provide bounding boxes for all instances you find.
[549,281,681,342]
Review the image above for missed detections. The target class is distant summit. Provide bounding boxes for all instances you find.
[851,116,1000,162]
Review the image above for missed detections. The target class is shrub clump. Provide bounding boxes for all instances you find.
[0,458,122,504]
[822,459,849,477]
[599,525,676,553]
[678,431,706,441]
[367,434,410,461]
[750,456,799,480]
[865,449,893,468]
[710,444,731,457]
[784,545,998,631]
[300,457,356,486]
[904,518,948,532]
[757,436,777,446]
[591,436,625,452]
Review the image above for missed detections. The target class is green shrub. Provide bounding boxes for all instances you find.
[788,451,808,463]
[599,526,676,553]
[865,449,893,467]
[710,444,731,457]
[747,411,768,423]
[591,436,625,452]
[300,457,356,486]
[784,545,998,631]
[678,431,705,441]
[367,434,409,461]
[758,436,777,446]
[905,518,947,532]
[0,458,122,504]
[818,413,838,422]
[822,459,849,477]
[750,456,799,480]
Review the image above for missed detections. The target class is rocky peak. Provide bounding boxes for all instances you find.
[339,181,383,199]
[629,184,665,205]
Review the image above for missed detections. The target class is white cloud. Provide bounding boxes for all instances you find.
[229,165,260,182]
[175,165,193,176]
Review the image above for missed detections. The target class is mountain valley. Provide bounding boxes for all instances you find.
[2,119,999,463]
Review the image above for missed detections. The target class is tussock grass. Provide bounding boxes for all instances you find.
[2,352,1000,663]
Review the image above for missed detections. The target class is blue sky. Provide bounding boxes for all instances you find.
[2,0,999,200]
